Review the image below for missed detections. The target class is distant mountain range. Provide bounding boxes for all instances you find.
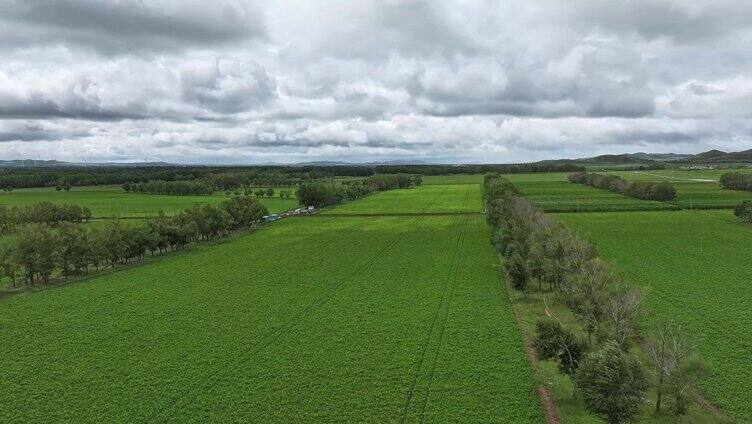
[545,149,752,165]
[0,150,750,168]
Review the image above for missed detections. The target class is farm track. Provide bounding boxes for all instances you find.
[145,213,430,423]
[399,191,470,423]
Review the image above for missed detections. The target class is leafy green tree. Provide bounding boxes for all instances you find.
[266,188,275,197]
[101,221,127,267]
[254,188,266,197]
[0,245,19,288]
[534,320,587,377]
[576,341,647,424]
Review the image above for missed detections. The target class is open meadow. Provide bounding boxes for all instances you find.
[0,181,542,423]
[0,185,298,218]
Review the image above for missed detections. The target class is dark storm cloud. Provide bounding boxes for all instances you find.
[0,0,264,54]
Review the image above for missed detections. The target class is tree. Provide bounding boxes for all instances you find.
[566,259,613,344]
[534,320,587,377]
[605,289,642,352]
[576,341,648,424]
[666,358,707,415]
[57,223,87,278]
[63,182,72,191]
[266,188,275,197]
[646,324,707,415]
[101,221,127,267]
[254,188,266,197]
[16,224,59,284]
[0,245,19,288]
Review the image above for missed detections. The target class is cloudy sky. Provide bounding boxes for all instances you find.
[1,0,751,164]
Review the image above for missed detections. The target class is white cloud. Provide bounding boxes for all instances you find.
[0,0,751,163]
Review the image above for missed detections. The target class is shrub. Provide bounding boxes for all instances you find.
[734,200,752,223]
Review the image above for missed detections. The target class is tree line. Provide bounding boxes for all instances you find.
[484,173,705,423]
[0,202,92,234]
[0,196,267,287]
[568,172,677,201]
[720,172,752,192]
[295,174,422,207]
[0,162,587,190]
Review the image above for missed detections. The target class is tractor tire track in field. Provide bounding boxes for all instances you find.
[145,213,428,424]
[399,191,470,423]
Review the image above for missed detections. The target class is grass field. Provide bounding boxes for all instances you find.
[557,210,752,421]
[0,185,298,217]
[321,184,483,215]
[0,212,542,423]
[504,170,752,212]
[502,173,677,212]
[422,174,484,185]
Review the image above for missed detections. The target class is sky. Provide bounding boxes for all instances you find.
[0,0,751,164]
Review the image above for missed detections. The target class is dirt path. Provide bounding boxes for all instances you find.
[501,264,560,424]
[631,171,716,182]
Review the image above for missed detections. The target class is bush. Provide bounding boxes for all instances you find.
[576,341,647,424]
[734,200,752,223]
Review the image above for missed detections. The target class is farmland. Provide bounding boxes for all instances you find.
[321,184,482,215]
[0,185,541,422]
[0,185,298,217]
[558,209,752,420]
[503,173,677,212]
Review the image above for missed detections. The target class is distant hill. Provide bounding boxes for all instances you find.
[679,149,752,163]
[541,149,752,165]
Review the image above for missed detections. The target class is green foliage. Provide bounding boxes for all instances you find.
[734,200,752,223]
[534,320,587,377]
[575,341,647,424]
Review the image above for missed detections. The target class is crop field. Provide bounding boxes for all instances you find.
[502,173,677,212]
[422,174,483,185]
[0,185,298,217]
[321,184,483,215]
[0,213,542,423]
[557,210,752,421]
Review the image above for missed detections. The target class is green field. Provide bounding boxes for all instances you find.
[0,186,298,217]
[321,184,483,215]
[422,174,484,185]
[504,170,752,212]
[502,173,677,212]
[0,212,541,422]
[558,210,752,421]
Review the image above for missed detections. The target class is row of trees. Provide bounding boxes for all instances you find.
[569,172,677,201]
[296,174,423,207]
[734,201,752,223]
[123,180,214,195]
[0,197,267,287]
[0,202,92,234]
[719,172,752,192]
[484,173,705,423]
